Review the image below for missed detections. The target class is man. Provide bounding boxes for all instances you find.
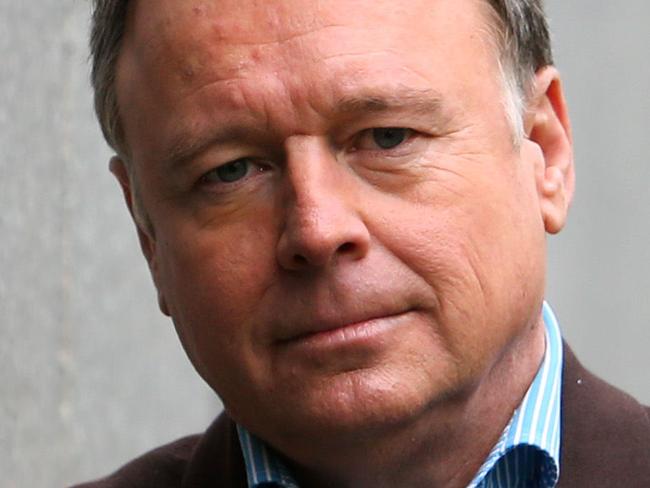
[76,0,650,486]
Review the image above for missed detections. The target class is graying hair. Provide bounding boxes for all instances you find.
[486,0,553,141]
[90,0,553,156]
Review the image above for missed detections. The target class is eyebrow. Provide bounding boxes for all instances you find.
[161,88,446,171]
[161,124,269,174]
[336,88,445,117]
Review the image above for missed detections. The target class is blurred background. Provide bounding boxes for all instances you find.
[1,1,648,486]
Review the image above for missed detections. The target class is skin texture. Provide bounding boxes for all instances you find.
[112,0,574,486]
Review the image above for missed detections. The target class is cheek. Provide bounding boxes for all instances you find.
[154,218,279,367]
[371,166,545,360]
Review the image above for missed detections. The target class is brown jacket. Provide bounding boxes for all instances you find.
[73,345,650,487]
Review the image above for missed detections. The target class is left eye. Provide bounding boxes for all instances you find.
[354,127,413,151]
[203,159,251,184]
[370,127,411,149]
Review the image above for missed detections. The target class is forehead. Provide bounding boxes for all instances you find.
[120,0,494,87]
[124,0,490,54]
[116,0,499,157]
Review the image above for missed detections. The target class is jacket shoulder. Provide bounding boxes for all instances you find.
[559,343,650,487]
[71,413,247,488]
[70,434,201,488]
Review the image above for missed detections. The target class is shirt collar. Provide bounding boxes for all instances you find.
[236,425,299,488]
[237,302,563,488]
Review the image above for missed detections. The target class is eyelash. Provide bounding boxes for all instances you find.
[198,159,272,191]
[348,127,417,156]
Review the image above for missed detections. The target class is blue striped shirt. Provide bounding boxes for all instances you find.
[237,302,563,487]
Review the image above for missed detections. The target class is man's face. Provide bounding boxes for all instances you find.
[116,0,554,456]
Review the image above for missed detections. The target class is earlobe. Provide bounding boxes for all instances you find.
[158,292,170,316]
[540,166,568,234]
[526,67,575,235]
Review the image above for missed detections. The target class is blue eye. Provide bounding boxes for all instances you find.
[372,128,409,149]
[206,159,250,183]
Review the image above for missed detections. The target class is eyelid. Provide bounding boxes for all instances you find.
[196,158,245,185]
[200,158,245,183]
[350,127,416,153]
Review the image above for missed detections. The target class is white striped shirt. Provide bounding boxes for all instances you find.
[237,302,562,487]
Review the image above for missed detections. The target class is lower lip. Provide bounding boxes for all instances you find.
[280,312,410,354]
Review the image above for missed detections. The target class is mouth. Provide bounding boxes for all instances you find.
[277,309,413,351]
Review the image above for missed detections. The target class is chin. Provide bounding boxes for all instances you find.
[248,362,454,450]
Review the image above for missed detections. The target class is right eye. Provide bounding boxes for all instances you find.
[202,158,252,184]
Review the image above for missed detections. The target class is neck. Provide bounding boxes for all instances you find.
[290,316,546,488]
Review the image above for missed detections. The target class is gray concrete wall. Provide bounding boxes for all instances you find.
[0,1,647,487]
[0,3,217,487]
[545,2,650,404]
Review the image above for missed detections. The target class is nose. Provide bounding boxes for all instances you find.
[276,137,371,271]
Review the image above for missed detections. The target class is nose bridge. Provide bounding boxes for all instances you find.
[277,135,370,270]
[284,135,341,212]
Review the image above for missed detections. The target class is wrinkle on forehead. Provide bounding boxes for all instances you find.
[116,0,507,161]
[124,0,335,84]
[121,0,466,89]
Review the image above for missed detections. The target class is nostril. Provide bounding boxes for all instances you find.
[338,242,355,254]
[293,254,308,266]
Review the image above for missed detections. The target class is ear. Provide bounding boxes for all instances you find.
[109,157,170,316]
[525,66,575,234]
